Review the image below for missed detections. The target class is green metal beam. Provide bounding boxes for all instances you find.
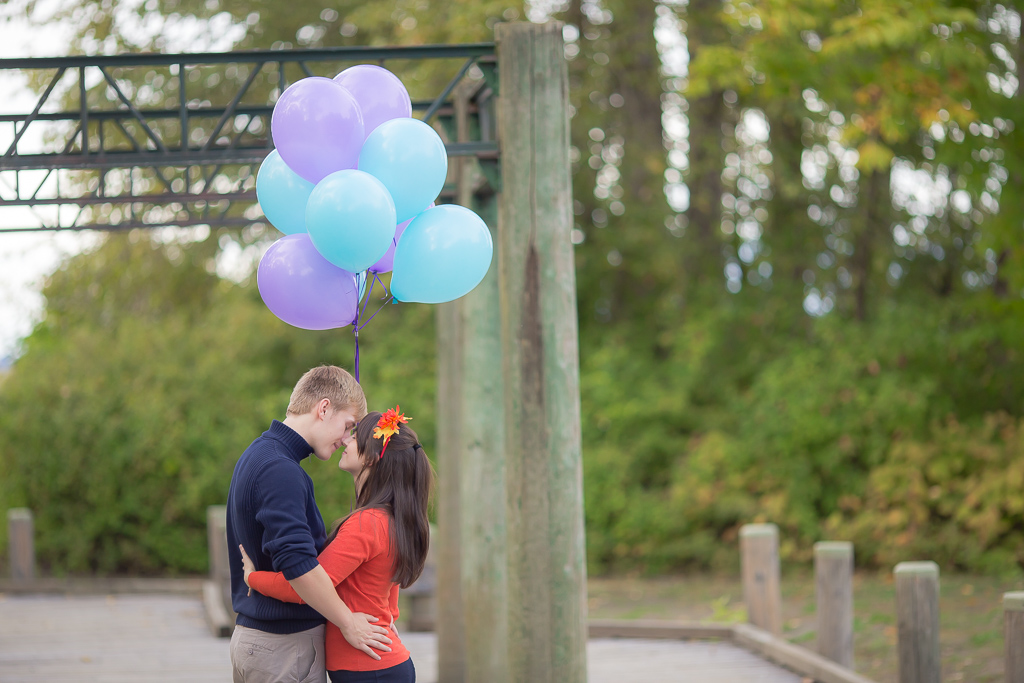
[0,43,499,233]
[0,44,496,69]
[2,141,497,171]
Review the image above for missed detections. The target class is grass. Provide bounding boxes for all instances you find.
[587,570,1024,683]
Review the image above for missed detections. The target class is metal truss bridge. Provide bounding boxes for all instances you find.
[0,44,498,233]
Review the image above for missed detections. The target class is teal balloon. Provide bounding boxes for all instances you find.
[390,204,493,304]
[358,118,448,223]
[256,150,314,235]
[305,170,397,273]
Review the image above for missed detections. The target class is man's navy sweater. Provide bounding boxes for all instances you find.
[226,420,327,634]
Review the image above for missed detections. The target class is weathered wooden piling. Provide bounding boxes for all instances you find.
[7,508,34,582]
[815,541,854,668]
[1005,591,1024,683]
[204,505,234,636]
[206,505,229,593]
[496,20,587,683]
[894,561,940,683]
[740,523,783,635]
[435,73,507,682]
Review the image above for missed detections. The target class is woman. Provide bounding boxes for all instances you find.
[241,406,433,682]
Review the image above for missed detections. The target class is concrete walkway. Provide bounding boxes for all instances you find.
[0,593,804,682]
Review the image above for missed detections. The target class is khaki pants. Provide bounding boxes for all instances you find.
[230,624,327,683]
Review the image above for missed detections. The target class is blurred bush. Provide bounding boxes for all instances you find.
[581,295,1024,576]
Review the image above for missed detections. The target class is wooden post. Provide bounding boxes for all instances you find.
[895,561,941,683]
[406,524,438,632]
[436,296,467,677]
[1004,592,1024,683]
[457,80,510,683]
[815,541,854,668]
[207,505,228,585]
[206,506,231,612]
[7,508,34,582]
[496,21,588,683]
[436,77,508,681]
[457,241,508,681]
[740,523,782,635]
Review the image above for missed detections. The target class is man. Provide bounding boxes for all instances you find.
[226,365,392,683]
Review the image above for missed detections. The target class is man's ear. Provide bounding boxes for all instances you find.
[316,398,332,420]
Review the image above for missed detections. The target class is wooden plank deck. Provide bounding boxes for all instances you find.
[0,593,805,682]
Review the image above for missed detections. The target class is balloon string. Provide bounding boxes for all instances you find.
[353,275,375,384]
[358,294,395,331]
[354,326,360,383]
[367,272,385,304]
[352,272,394,381]
[359,273,377,322]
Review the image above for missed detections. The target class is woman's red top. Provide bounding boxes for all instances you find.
[247,507,409,672]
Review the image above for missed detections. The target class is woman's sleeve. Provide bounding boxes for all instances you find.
[249,510,385,603]
[388,583,400,621]
[248,570,303,603]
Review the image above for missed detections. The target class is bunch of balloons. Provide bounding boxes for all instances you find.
[255,64,494,333]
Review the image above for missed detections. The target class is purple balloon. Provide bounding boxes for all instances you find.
[333,65,412,139]
[368,203,433,274]
[367,218,410,274]
[271,77,365,184]
[257,234,359,330]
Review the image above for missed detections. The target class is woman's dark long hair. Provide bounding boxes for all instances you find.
[326,411,434,588]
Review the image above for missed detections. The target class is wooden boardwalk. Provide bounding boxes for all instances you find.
[0,593,805,682]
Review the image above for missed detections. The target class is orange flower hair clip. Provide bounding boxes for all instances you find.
[374,405,410,458]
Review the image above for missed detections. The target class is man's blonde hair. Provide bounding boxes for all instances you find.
[286,365,367,418]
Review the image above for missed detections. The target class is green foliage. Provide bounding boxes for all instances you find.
[827,412,1024,574]
[582,295,1024,575]
[683,0,1024,323]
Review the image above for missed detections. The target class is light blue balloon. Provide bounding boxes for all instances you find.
[358,118,448,223]
[305,170,397,274]
[256,150,314,235]
[390,204,493,304]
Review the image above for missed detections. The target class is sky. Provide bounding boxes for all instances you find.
[0,14,99,360]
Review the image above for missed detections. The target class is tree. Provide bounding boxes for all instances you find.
[554,0,677,335]
[679,0,734,300]
[689,0,1022,318]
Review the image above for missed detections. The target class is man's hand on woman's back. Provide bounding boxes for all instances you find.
[288,565,393,660]
[339,611,393,661]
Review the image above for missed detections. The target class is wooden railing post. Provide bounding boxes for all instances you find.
[207,506,229,590]
[406,524,437,632]
[206,505,234,615]
[1005,591,1024,683]
[895,561,940,683]
[7,508,34,582]
[815,541,854,668]
[740,523,782,635]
